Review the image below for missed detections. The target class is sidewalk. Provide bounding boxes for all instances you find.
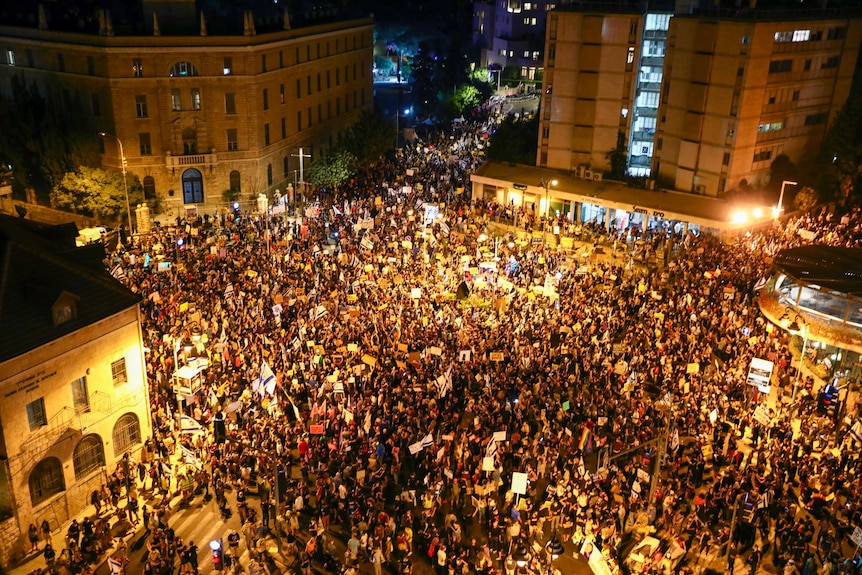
[9,457,185,575]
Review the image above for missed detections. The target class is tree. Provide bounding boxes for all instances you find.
[607,132,628,180]
[486,116,539,165]
[793,186,819,213]
[812,85,862,203]
[306,148,355,192]
[768,154,798,192]
[50,166,143,224]
[0,76,100,200]
[340,110,394,164]
[410,42,437,116]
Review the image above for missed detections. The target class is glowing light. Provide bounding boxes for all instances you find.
[730,210,748,224]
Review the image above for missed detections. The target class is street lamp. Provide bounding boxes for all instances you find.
[547,535,565,574]
[99,132,133,238]
[774,180,798,218]
[540,178,558,235]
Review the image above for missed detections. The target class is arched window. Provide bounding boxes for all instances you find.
[182,168,204,204]
[112,413,142,457]
[169,61,199,77]
[73,434,105,479]
[29,457,65,507]
[267,164,273,186]
[143,176,156,200]
[283,156,289,178]
[229,171,241,194]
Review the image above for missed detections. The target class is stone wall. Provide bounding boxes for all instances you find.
[0,515,23,568]
[0,200,106,229]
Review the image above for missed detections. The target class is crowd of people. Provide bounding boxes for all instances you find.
[86,108,862,575]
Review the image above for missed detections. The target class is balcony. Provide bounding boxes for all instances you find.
[166,151,217,170]
[631,131,656,142]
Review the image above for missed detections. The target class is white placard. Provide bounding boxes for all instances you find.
[511,472,528,495]
[746,357,774,387]
[482,456,495,471]
[493,430,507,442]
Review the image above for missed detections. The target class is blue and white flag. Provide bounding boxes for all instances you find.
[753,277,767,292]
[438,221,450,237]
[360,235,374,251]
[108,557,124,575]
[224,282,234,301]
[258,361,276,397]
[180,415,202,434]
[314,305,328,320]
[110,265,126,281]
[850,418,862,444]
[420,433,434,449]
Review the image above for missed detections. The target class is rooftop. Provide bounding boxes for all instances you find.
[0,215,141,363]
[772,245,862,297]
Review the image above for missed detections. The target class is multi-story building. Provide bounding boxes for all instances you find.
[0,3,374,215]
[473,0,557,81]
[538,3,862,197]
[0,215,151,566]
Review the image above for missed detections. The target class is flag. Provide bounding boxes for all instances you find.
[258,361,276,397]
[312,244,321,256]
[110,265,126,281]
[224,282,234,301]
[315,305,328,320]
[332,205,343,217]
[350,254,360,268]
[849,418,862,443]
[485,437,498,459]
[292,336,301,350]
[669,429,680,452]
[421,433,434,449]
[436,367,453,398]
[753,277,767,292]
[179,416,202,434]
[439,221,450,236]
[361,235,374,251]
[578,427,593,452]
[108,557,124,575]
[351,279,361,293]
[757,490,770,510]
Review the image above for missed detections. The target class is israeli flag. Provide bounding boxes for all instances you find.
[180,415,202,434]
[258,361,276,397]
[108,557,124,575]
[420,433,434,449]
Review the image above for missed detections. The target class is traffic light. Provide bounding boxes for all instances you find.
[819,382,840,418]
[210,539,224,571]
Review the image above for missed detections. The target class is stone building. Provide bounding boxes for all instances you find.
[0,215,151,566]
[0,2,374,217]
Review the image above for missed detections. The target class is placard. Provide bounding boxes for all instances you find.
[310,424,325,435]
[511,472,528,495]
[490,352,504,361]
[746,357,774,388]
[851,525,862,547]
[410,288,422,299]
[686,362,699,374]
[482,456,495,471]
[361,354,377,367]
[493,430,507,442]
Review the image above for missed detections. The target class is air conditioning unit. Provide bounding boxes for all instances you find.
[694,184,706,194]
[593,172,603,182]
[584,169,594,180]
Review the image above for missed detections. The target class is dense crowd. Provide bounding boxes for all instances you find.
[72,113,862,575]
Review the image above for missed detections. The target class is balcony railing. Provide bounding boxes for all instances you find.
[165,151,217,169]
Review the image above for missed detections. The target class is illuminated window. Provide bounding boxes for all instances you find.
[111,358,127,385]
[5,48,15,66]
[169,61,198,77]
[627,47,635,64]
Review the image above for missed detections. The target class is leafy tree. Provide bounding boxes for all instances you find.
[793,186,819,212]
[50,166,144,224]
[812,86,862,203]
[607,133,628,180]
[486,116,539,165]
[306,148,355,191]
[768,154,798,192]
[410,42,437,116]
[0,76,100,200]
[340,109,394,164]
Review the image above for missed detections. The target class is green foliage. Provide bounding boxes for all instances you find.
[306,148,355,191]
[793,186,819,212]
[813,86,862,202]
[50,166,144,223]
[453,85,482,114]
[0,76,101,199]
[223,187,241,204]
[486,116,539,165]
[340,109,394,164]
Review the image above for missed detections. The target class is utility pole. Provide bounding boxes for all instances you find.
[292,147,311,207]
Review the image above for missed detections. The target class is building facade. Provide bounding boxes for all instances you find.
[538,4,862,197]
[473,0,557,81]
[0,216,151,567]
[0,10,374,215]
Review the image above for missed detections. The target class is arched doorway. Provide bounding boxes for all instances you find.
[182,168,204,204]
[29,457,65,507]
[112,413,142,456]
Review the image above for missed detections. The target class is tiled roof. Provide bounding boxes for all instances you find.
[0,215,141,363]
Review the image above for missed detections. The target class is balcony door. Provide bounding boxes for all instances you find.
[182,168,204,204]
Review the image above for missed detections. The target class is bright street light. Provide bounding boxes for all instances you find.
[540,178,558,235]
[98,132,133,238]
[775,180,798,218]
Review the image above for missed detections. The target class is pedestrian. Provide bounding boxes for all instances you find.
[28,523,39,553]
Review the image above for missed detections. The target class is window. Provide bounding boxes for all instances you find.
[112,413,142,456]
[87,56,95,76]
[804,113,828,126]
[262,54,267,73]
[296,79,301,99]
[828,27,846,40]
[29,458,64,506]
[263,88,269,110]
[753,150,772,162]
[280,83,285,104]
[225,92,236,114]
[5,48,15,66]
[191,88,201,110]
[822,55,840,69]
[91,94,101,117]
[336,68,340,86]
[135,96,147,118]
[279,51,284,68]
[267,164,273,186]
[768,59,792,73]
[223,57,232,75]
[26,49,33,67]
[143,176,156,199]
[283,156,289,177]
[792,90,800,101]
[227,128,238,151]
[774,29,810,42]
[281,117,286,139]
[264,123,270,146]
[26,398,47,430]
[542,126,549,139]
[532,51,540,61]
[72,435,105,479]
[229,171,241,194]
[722,152,730,166]
[171,89,182,111]
[139,133,152,155]
[297,110,302,131]
[133,58,143,77]
[57,53,65,72]
[71,376,89,413]
[757,121,783,133]
[169,61,198,77]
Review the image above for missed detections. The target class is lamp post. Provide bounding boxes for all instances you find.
[774,180,798,218]
[99,132,133,238]
[540,178,558,236]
